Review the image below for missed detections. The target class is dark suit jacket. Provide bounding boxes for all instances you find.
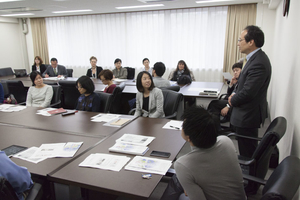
[43,65,68,77]
[230,49,271,128]
[32,64,47,74]
[86,66,103,79]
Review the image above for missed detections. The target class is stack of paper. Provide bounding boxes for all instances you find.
[109,134,155,155]
[162,120,183,130]
[91,114,120,122]
[0,104,26,112]
[13,142,83,163]
[37,108,58,116]
[79,153,130,172]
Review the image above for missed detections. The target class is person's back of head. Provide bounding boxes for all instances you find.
[182,106,218,148]
[153,62,166,77]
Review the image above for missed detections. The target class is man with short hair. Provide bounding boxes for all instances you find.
[142,58,152,75]
[43,58,68,78]
[228,25,272,159]
[161,106,246,200]
[152,62,170,88]
[112,58,127,79]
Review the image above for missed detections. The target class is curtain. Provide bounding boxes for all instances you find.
[223,4,257,74]
[30,18,50,65]
[46,7,228,81]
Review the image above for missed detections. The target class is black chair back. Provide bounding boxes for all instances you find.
[6,80,27,103]
[162,90,183,119]
[109,82,125,113]
[161,86,180,92]
[0,177,19,200]
[50,85,61,108]
[96,92,113,113]
[58,80,80,109]
[125,67,135,79]
[261,156,300,200]
[0,67,14,77]
[67,69,73,77]
[250,117,287,179]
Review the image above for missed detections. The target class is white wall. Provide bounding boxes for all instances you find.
[0,17,27,71]
[258,1,300,199]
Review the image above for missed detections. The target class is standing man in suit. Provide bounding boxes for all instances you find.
[43,58,67,78]
[228,25,271,158]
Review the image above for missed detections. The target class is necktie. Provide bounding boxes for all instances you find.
[54,68,57,75]
[242,58,247,69]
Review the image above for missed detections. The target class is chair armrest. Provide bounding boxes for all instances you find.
[128,108,136,115]
[18,102,26,105]
[218,93,228,100]
[242,174,267,185]
[238,156,256,166]
[227,132,262,141]
[164,112,177,119]
[48,100,61,108]
[26,183,43,200]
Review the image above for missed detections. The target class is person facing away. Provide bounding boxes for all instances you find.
[99,69,116,94]
[161,106,246,200]
[228,25,272,159]
[207,61,242,121]
[152,62,171,88]
[31,56,46,74]
[112,58,127,79]
[76,76,100,112]
[86,56,103,79]
[134,71,165,118]
[142,58,152,75]
[168,60,195,81]
[0,151,33,200]
[43,57,67,78]
[26,71,53,107]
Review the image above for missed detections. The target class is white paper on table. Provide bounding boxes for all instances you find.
[102,118,131,127]
[109,142,149,155]
[43,77,65,81]
[162,120,183,130]
[113,78,128,82]
[57,142,83,157]
[116,134,155,146]
[0,105,26,112]
[31,143,66,159]
[124,156,172,175]
[79,153,131,172]
[36,108,57,116]
[91,114,120,122]
[13,147,47,164]
[0,104,14,110]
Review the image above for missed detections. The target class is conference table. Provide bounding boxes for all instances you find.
[48,117,185,200]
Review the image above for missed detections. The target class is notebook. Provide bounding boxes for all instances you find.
[1,145,27,157]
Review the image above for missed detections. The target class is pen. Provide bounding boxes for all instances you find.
[170,125,180,130]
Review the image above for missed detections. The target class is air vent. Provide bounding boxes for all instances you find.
[0,7,42,13]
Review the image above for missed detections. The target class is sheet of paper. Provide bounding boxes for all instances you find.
[13,147,47,164]
[109,143,149,155]
[0,105,26,112]
[103,118,131,127]
[43,77,65,80]
[125,156,172,175]
[31,143,66,159]
[57,142,83,157]
[222,72,232,80]
[91,114,120,122]
[36,108,57,116]
[79,153,131,172]
[116,134,155,146]
[162,120,183,130]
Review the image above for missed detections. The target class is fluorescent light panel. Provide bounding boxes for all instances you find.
[1,13,34,16]
[52,9,92,14]
[196,0,234,3]
[116,4,164,10]
[0,0,22,2]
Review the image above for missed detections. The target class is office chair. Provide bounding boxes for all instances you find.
[125,67,135,79]
[242,156,300,200]
[160,85,180,92]
[58,80,80,109]
[49,85,61,108]
[96,92,113,113]
[227,116,287,195]
[66,69,73,77]
[0,177,43,200]
[109,82,125,114]
[0,67,14,77]
[6,80,28,103]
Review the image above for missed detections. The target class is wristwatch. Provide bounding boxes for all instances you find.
[226,104,230,108]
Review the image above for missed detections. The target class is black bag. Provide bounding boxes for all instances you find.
[177,75,192,85]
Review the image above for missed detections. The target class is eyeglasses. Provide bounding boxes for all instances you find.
[238,38,245,42]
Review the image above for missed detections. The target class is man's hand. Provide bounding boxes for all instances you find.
[221,107,229,116]
[230,77,237,86]
[57,75,62,78]
[45,74,49,78]
[228,93,235,106]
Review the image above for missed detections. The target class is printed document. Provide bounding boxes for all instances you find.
[13,147,47,164]
[162,120,183,130]
[116,134,155,146]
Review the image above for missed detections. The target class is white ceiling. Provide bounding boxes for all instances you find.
[0,0,264,18]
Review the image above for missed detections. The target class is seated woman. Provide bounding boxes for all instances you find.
[26,71,53,107]
[32,56,47,74]
[86,56,103,79]
[99,69,116,94]
[112,58,127,79]
[168,60,195,81]
[134,71,164,118]
[76,76,100,112]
